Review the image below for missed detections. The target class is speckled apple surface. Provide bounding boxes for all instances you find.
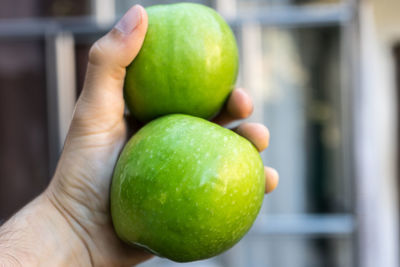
[124,3,239,122]
[111,114,265,262]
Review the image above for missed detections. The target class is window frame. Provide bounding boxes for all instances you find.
[0,1,381,266]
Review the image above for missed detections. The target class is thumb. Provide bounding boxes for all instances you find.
[80,4,147,105]
[88,5,148,76]
[73,5,147,130]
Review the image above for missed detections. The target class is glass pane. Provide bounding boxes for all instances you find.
[138,236,353,267]
[239,236,354,267]
[238,26,351,214]
[0,40,49,218]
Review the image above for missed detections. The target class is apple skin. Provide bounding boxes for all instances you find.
[111,114,265,262]
[124,3,239,122]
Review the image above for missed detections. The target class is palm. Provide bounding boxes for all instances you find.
[50,87,154,265]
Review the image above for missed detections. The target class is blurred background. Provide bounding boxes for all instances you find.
[0,0,399,266]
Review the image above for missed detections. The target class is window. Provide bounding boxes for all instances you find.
[115,1,355,266]
[0,0,360,266]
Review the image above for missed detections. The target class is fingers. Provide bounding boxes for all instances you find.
[234,122,269,152]
[222,99,277,193]
[233,123,278,193]
[264,167,279,194]
[212,88,253,126]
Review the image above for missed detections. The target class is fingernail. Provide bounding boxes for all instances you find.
[268,167,279,180]
[265,167,279,193]
[235,88,246,95]
[115,5,143,34]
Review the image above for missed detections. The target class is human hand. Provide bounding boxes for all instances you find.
[0,5,278,266]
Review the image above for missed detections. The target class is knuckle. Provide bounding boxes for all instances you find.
[89,28,124,65]
[88,40,107,65]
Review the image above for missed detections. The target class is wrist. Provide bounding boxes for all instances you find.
[0,192,91,266]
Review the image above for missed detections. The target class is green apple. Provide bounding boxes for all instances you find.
[124,3,239,122]
[111,114,265,262]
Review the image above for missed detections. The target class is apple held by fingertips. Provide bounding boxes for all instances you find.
[111,114,265,262]
[124,3,239,122]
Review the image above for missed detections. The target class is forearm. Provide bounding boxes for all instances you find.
[0,193,90,266]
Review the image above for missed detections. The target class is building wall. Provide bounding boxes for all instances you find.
[357,0,400,266]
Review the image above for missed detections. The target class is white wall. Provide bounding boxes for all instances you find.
[357,0,399,266]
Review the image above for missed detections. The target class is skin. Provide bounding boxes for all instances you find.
[0,5,278,267]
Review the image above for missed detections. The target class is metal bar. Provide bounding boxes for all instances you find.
[340,1,359,266]
[91,0,116,26]
[0,3,353,39]
[45,33,61,177]
[54,32,77,147]
[228,3,353,27]
[215,0,237,18]
[0,16,110,39]
[356,1,400,266]
[249,214,355,236]
[45,32,77,176]
[240,22,264,124]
